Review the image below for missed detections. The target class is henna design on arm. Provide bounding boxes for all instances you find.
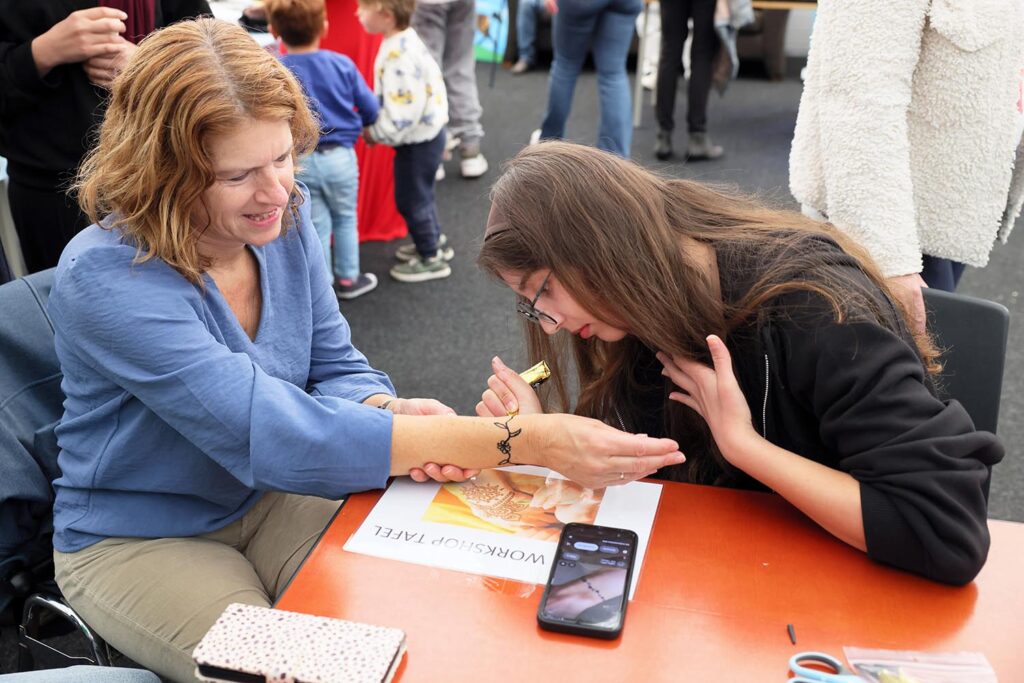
[494,415,523,466]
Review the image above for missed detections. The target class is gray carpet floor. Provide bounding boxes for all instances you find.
[3,61,1022,676]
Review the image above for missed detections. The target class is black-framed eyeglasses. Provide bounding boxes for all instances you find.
[515,271,557,326]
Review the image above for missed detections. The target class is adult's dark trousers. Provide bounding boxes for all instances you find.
[7,180,89,274]
[655,0,716,133]
[393,132,446,259]
[921,254,967,292]
[0,240,11,284]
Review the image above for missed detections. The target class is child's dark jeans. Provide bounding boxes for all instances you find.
[393,131,446,259]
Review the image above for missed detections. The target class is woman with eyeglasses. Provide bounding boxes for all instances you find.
[476,141,1003,586]
[47,22,682,681]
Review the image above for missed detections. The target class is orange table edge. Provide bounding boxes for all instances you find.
[277,481,1024,682]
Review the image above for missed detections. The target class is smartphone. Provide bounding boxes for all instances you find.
[536,522,638,639]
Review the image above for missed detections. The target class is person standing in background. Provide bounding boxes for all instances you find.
[360,0,454,282]
[790,1,1024,333]
[411,0,489,178]
[0,2,212,275]
[533,0,642,158]
[654,0,721,161]
[511,0,548,75]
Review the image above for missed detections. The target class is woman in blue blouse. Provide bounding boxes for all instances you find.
[48,19,683,682]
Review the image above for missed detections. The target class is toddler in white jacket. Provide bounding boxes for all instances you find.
[360,0,453,282]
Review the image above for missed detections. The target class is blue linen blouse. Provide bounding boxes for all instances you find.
[48,190,395,552]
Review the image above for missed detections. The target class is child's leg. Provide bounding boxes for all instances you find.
[316,146,361,281]
[393,134,446,258]
[297,155,333,277]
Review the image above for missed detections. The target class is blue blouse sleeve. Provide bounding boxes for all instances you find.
[49,241,393,498]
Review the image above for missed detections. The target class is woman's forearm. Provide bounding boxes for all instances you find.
[389,413,687,490]
[724,436,867,552]
[389,413,542,475]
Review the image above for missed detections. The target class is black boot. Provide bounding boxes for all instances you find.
[654,129,673,160]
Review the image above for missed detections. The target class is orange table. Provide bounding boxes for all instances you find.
[276,481,1024,681]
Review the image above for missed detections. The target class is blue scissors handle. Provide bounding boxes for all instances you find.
[788,651,863,683]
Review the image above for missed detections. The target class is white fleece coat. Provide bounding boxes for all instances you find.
[789,0,1024,277]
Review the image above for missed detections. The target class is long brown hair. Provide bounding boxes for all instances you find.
[76,18,319,285]
[478,142,940,483]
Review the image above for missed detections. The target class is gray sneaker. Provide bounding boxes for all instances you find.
[654,128,673,160]
[390,254,452,282]
[687,132,724,161]
[395,234,454,263]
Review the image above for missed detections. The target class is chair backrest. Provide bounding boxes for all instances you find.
[0,268,63,604]
[922,288,1009,434]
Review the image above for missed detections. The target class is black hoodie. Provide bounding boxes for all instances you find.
[644,236,1003,585]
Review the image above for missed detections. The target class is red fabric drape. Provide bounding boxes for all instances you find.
[98,0,155,43]
[321,0,407,242]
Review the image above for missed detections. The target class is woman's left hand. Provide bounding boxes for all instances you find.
[657,335,759,460]
[83,36,135,88]
[390,398,482,482]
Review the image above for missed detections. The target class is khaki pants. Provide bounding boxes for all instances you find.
[54,492,342,683]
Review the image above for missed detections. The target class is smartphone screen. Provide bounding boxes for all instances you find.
[537,523,637,639]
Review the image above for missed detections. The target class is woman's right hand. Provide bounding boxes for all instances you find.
[475,356,544,417]
[528,414,685,489]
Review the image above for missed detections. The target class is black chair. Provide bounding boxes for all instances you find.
[922,288,1010,434]
[0,269,112,670]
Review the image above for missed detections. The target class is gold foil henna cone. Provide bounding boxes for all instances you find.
[518,361,551,388]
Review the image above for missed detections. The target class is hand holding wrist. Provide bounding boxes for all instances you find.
[31,8,128,77]
[31,34,58,77]
[515,413,546,468]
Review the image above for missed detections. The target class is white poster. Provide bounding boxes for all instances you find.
[344,466,661,598]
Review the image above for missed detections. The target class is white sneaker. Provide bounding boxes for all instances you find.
[459,153,488,178]
[435,163,446,182]
[529,129,541,145]
[641,69,657,91]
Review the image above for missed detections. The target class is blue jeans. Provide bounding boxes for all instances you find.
[297,145,360,281]
[517,0,546,63]
[539,0,642,157]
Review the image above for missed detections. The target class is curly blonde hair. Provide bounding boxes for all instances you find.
[76,18,319,284]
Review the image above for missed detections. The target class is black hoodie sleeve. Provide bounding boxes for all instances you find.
[0,20,65,120]
[773,288,1003,585]
[159,0,213,24]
